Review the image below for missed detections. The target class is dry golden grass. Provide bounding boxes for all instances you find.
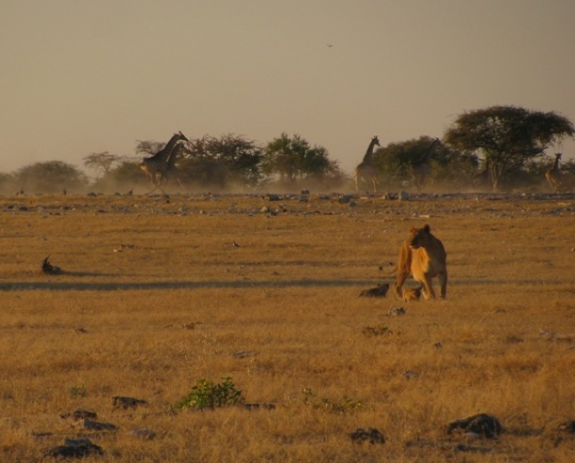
[1,192,575,462]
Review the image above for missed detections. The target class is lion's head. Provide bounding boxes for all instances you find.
[409,224,431,250]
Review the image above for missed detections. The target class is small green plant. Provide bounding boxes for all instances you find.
[68,382,88,398]
[174,377,244,410]
[301,388,362,414]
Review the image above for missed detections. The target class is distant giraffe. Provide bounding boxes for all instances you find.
[545,153,564,193]
[472,159,491,189]
[139,132,189,193]
[354,136,380,193]
[411,138,440,190]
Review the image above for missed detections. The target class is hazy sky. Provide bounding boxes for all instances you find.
[2,1,575,176]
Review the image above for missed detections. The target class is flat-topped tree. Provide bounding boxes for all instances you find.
[444,105,574,191]
[411,138,440,191]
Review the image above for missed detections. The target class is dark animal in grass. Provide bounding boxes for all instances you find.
[447,413,503,439]
[359,282,389,298]
[41,256,62,275]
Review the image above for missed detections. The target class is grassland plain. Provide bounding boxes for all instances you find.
[0,192,574,462]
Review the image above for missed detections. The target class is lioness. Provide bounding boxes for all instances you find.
[386,224,447,300]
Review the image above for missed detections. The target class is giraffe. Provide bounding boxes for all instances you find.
[472,159,491,189]
[545,153,564,193]
[411,138,440,191]
[139,132,189,193]
[354,136,380,193]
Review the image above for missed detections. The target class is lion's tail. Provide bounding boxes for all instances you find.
[380,265,397,276]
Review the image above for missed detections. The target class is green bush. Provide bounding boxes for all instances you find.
[174,377,244,410]
[68,382,88,398]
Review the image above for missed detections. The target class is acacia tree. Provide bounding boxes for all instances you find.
[373,136,477,190]
[83,152,121,177]
[444,105,574,190]
[181,134,262,187]
[261,133,338,184]
[0,172,15,193]
[14,161,88,193]
[135,139,164,156]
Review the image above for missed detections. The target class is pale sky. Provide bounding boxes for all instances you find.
[2,0,575,176]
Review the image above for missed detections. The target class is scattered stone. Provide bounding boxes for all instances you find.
[46,438,104,458]
[399,191,410,201]
[539,329,555,338]
[242,403,276,411]
[359,283,389,298]
[350,427,385,444]
[338,195,353,204]
[449,443,493,454]
[127,428,156,440]
[41,256,62,275]
[362,325,392,337]
[447,413,503,439]
[388,307,406,316]
[113,396,148,410]
[75,327,88,334]
[113,243,135,253]
[557,420,575,433]
[379,262,394,271]
[402,370,419,379]
[182,322,201,330]
[61,410,98,421]
[232,351,257,359]
[78,419,118,432]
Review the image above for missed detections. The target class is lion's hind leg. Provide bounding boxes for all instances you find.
[419,275,436,300]
[394,272,409,299]
[439,271,447,299]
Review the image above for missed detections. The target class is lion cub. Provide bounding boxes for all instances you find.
[402,286,422,302]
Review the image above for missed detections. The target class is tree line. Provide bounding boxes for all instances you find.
[1,105,574,194]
